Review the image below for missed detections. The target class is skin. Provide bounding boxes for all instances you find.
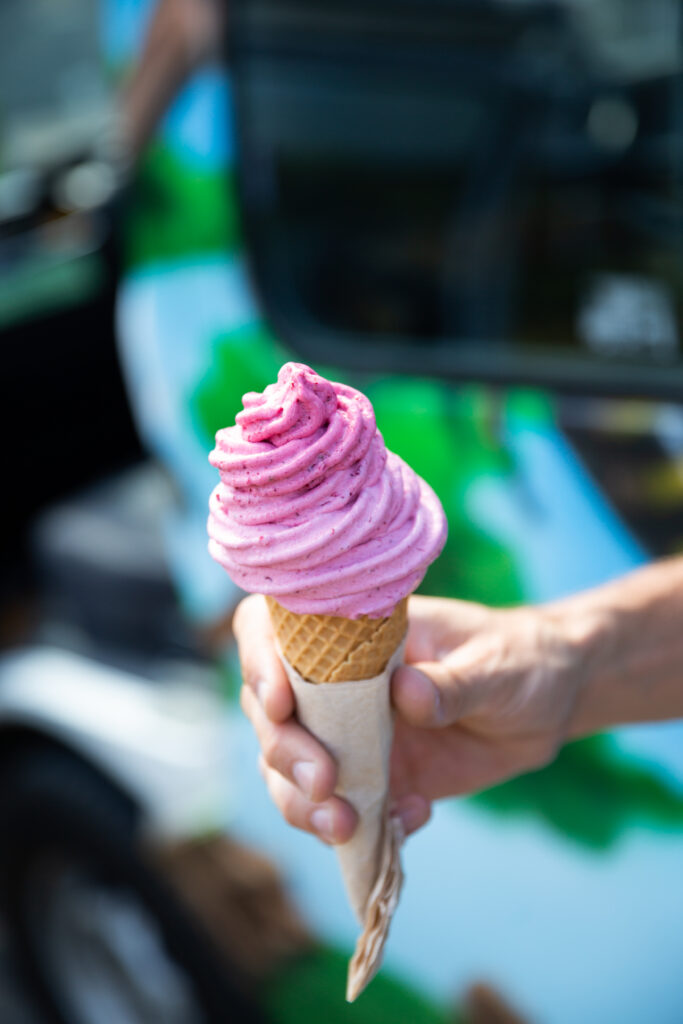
[120,0,225,161]
[236,557,683,844]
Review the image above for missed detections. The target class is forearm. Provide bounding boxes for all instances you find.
[120,0,224,159]
[547,557,683,737]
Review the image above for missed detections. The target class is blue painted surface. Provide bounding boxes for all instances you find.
[468,416,646,604]
[161,67,234,169]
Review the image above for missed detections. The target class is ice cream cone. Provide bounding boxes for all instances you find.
[265,597,408,683]
[208,363,448,1001]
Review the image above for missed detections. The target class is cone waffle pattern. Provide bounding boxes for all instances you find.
[266,597,408,683]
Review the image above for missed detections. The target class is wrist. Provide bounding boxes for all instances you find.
[542,594,618,739]
[543,558,683,736]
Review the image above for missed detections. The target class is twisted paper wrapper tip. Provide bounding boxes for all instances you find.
[346,813,404,1002]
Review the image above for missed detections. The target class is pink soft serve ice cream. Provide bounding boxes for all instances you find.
[207,363,447,618]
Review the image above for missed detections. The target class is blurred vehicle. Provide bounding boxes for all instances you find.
[0,0,139,595]
[0,461,316,1024]
[231,0,683,399]
[0,4,261,1021]
[0,649,251,1024]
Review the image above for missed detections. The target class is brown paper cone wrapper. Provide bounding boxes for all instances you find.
[267,598,408,1001]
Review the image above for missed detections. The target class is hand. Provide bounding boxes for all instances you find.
[234,594,589,844]
[388,596,586,812]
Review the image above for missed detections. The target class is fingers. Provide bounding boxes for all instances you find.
[390,794,431,836]
[391,655,485,728]
[259,748,427,842]
[396,599,506,728]
[405,595,493,663]
[260,757,358,844]
[241,685,337,803]
[236,596,357,842]
[233,595,293,722]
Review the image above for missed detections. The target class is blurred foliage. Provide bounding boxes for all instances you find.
[264,946,455,1024]
[122,143,240,270]
[471,734,683,849]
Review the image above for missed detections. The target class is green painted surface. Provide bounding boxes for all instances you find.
[192,321,287,449]
[367,378,522,606]
[123,143,240,271]
[471,734,683,849]
[264,946,455,1024]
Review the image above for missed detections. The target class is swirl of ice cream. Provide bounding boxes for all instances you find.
[207,363,447,618]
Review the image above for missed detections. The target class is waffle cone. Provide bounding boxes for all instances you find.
[266,597,408,683]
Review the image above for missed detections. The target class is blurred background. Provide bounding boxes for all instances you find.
[1,1,683,1022]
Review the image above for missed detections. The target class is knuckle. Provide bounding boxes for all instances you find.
[239,685,261,727]
[233,595,255,638]
[262,729,283,768]
[234,598,266,686]
[279,787,302,829]
[522,738,557,773]
[536,740,559,770]
[316,757,336,798]
[238,657,258,691]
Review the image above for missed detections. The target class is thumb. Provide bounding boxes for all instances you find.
[392,653,487,728]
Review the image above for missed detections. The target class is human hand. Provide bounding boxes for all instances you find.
[235,593,590,844]
[388,595,587,813]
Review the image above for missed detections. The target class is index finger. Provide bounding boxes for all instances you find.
[233,595,294,722]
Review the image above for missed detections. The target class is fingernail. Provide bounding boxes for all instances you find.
[293,761,317,799]
[310,807,335,842]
